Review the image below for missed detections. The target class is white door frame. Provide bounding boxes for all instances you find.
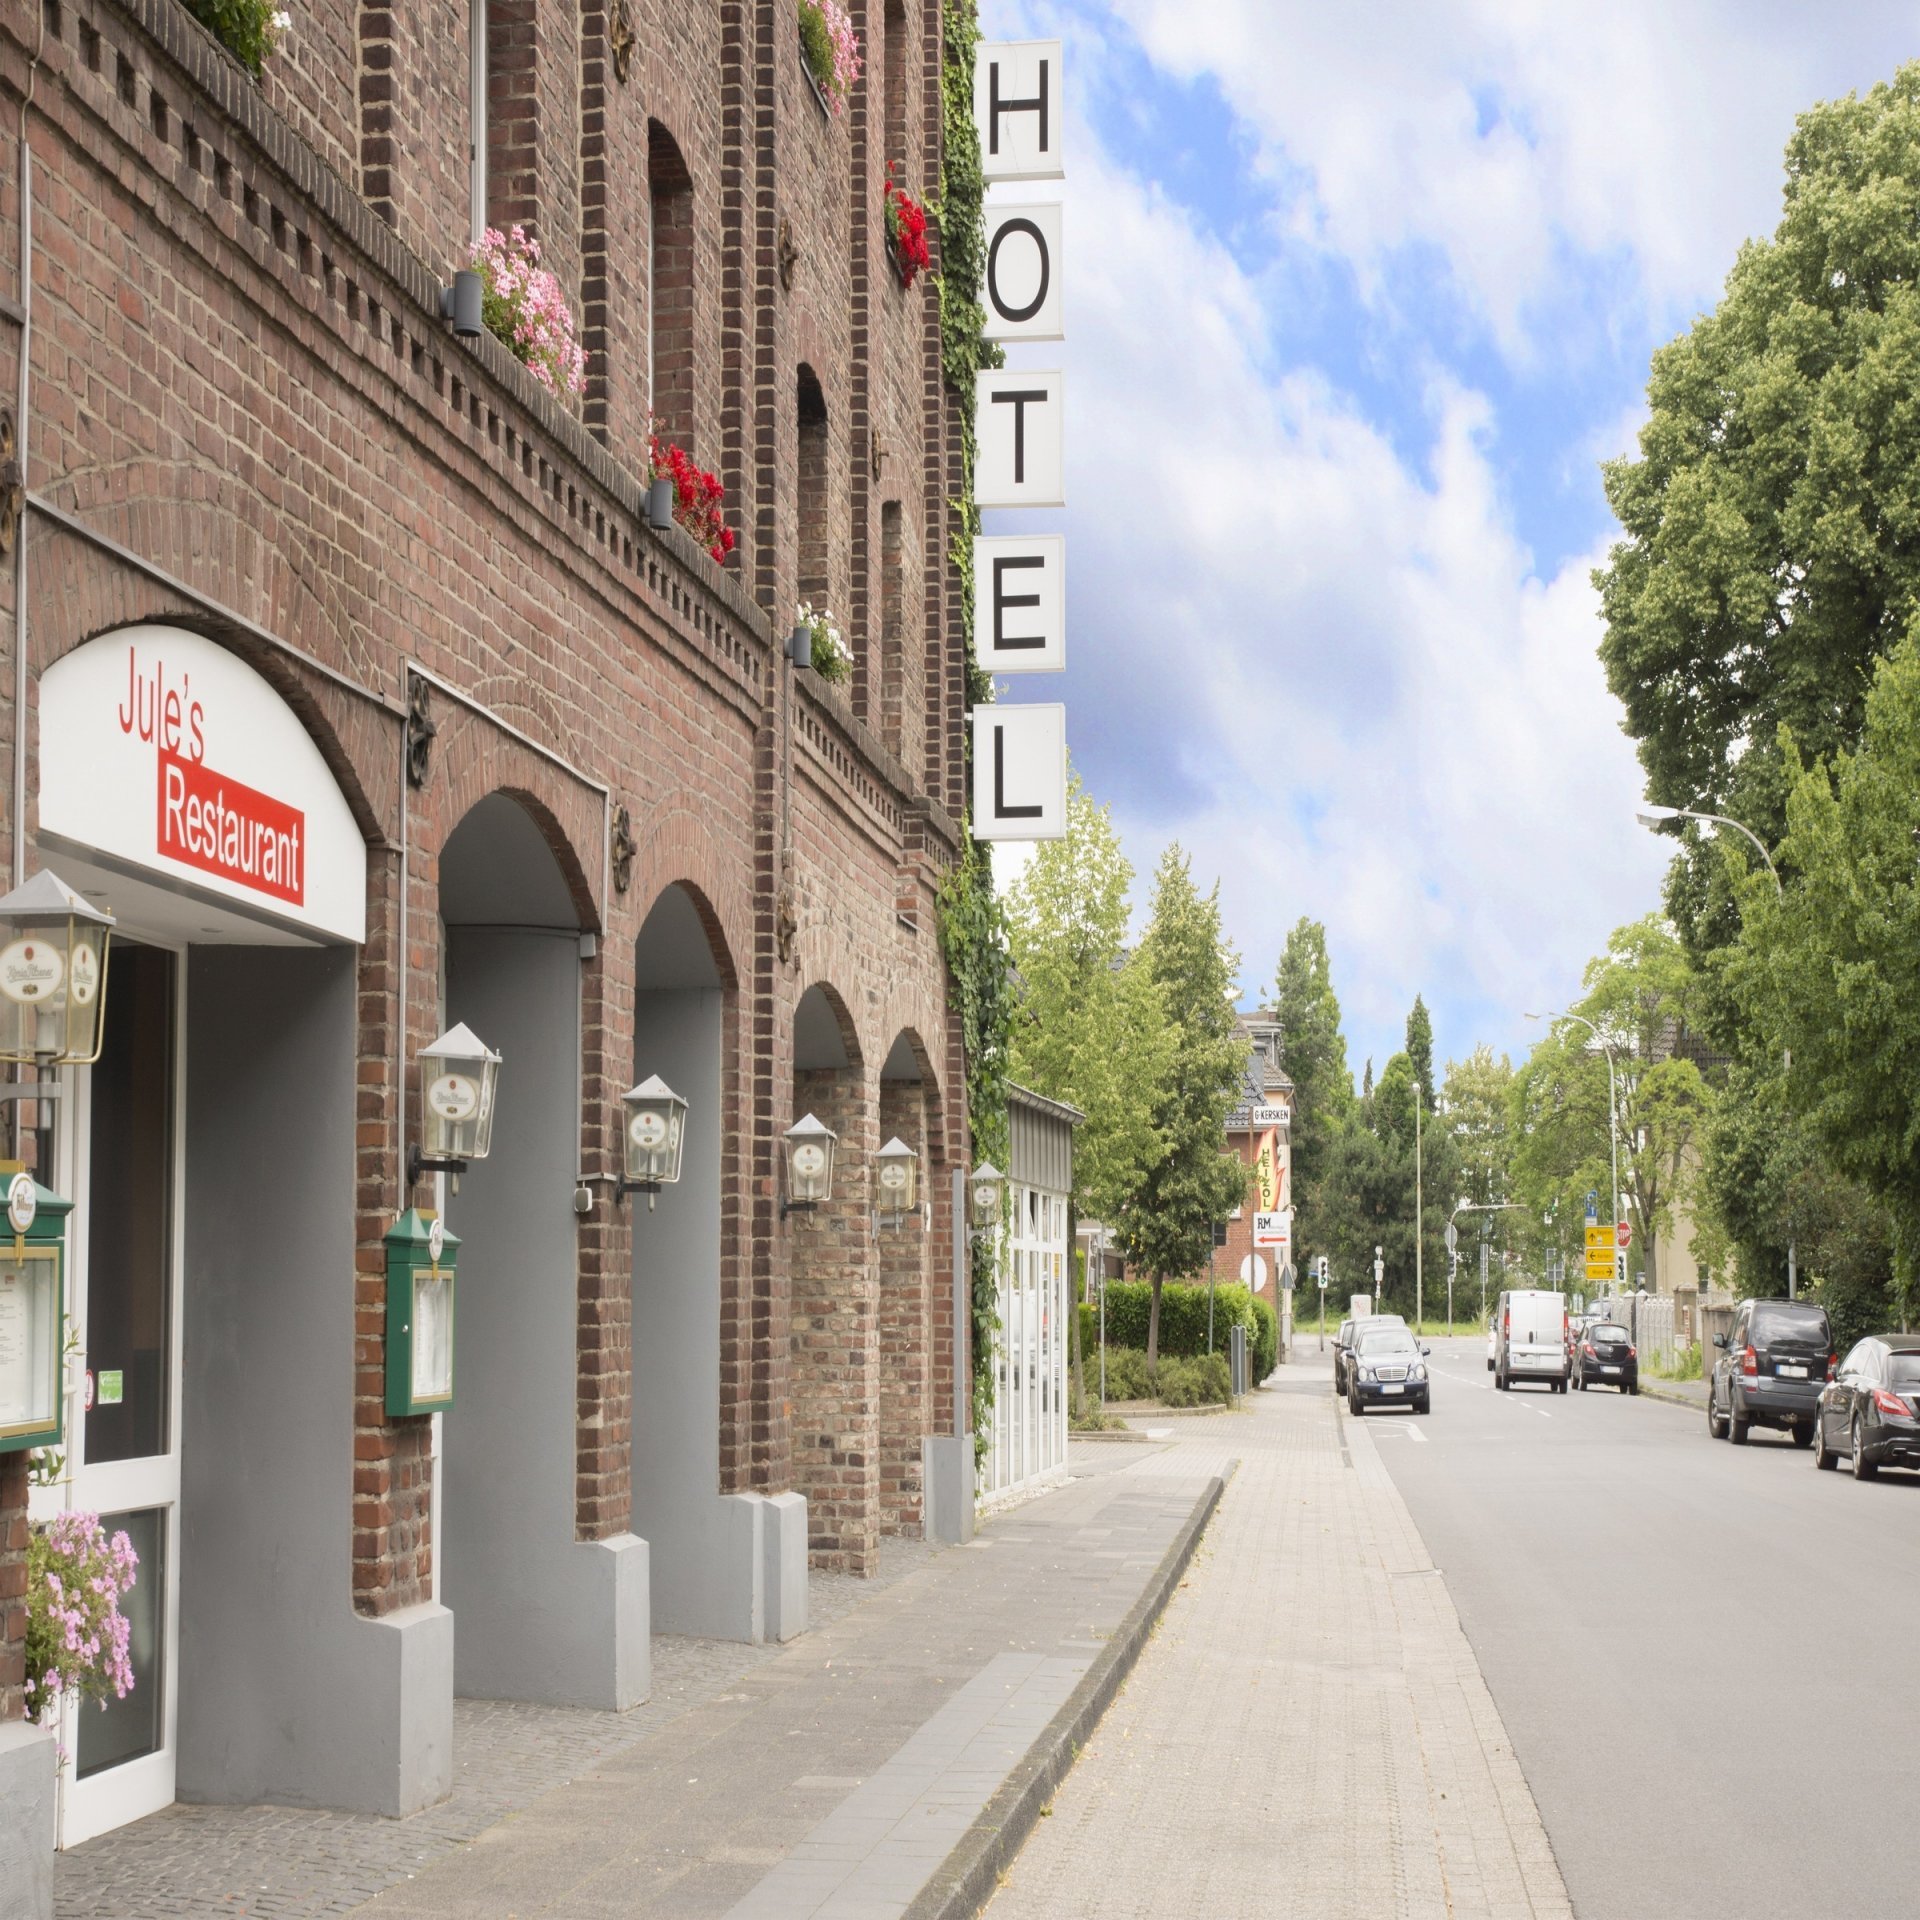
[26,943,187,1846]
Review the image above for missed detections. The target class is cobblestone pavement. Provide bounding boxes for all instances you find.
[54,1543,939,1920]
[985,1373,1574,1920]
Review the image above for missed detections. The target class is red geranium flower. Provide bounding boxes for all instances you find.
[883,164,932,290]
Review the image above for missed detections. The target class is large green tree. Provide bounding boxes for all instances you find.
[1272,918,1355,1270]
[1598,65,1920,977]
[1405,996,1435,1108]
[1731,635,1920,1321]
[1119,847,1250,1369]
[1003,775,1173,1228]
[1510,917,1713,1290]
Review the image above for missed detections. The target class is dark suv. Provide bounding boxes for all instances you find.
[1708,1297,1833,1446]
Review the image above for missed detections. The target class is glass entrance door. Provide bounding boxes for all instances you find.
[27,940,184,1845]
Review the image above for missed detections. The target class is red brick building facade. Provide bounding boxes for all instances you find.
[0,0,970,1855]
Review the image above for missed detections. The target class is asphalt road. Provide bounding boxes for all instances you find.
[1360,1334,1920,1918]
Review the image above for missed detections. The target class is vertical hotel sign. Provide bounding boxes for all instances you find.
[970,40,1068,842]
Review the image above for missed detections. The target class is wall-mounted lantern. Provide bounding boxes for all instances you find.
[0,1172,71,1454]
[619,1075,688,1209]
[409,1022,501,1189]
[968,1161,1006,1235]
[873,1136,920,1231]
[0,869,113,1067]
[782,1112,837,1219]
[384,1208,459,1416]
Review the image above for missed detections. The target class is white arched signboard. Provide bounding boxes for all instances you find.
[38,625,366,942]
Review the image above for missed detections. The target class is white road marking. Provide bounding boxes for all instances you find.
[1407,1426,1428,1444]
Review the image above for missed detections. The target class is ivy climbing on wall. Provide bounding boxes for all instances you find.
[933,0,1014,1458]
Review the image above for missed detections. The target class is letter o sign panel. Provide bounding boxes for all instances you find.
[983,204,1063,342]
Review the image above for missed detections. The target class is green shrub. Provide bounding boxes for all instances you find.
[181,0,287,76]
[1080,1280,1269,1372]
[1090,1345,1154,1402]
[1153,1351,1232,1407]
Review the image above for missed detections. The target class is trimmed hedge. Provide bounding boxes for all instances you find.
[1082,1345,1230,1408]
[1078,1281,1277,1382]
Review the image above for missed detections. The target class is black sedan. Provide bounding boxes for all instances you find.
[1814,1335,1920,1479]
[1572,1322,1638,1393]
[1346,1326,1431,1415]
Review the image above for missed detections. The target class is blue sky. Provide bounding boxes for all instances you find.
[983,0,1920,1083]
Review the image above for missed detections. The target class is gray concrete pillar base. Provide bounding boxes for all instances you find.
[922,1435,977,1544]
[757,1491,809,1643]
[359,1600,455,1818]
[0,1718,55,1918]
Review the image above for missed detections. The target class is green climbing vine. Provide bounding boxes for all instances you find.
[934,0,1013,1458]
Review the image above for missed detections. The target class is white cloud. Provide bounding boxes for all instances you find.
[1088,0,1920,352]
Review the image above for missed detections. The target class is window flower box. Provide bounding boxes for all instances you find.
[882,166,931,291]
[798,0,861,119]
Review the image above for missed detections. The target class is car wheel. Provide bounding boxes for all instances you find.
[1814,1417,1838,1471]
[1791,1422,1814,1450]
[1348,1392,1364,1418]
[1729,1398,1751,1445]
[1628,1381,1639,1396]
[1416,1395,1431,1415]
[1707,1388,1726,1439]
[1852,1416,1878,1480]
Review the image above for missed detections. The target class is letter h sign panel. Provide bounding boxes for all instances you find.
[974,40,1063,182]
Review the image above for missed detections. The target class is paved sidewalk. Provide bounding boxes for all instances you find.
[985,1373,1574,1920]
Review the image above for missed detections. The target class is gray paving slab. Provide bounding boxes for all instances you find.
[983,1373,1574,1920]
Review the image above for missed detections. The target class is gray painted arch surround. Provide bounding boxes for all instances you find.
[631,886,806,1644]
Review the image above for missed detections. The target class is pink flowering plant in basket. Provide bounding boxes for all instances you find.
[24,1510,138,1737]
[797,0,862,114]
[468,226,588,400]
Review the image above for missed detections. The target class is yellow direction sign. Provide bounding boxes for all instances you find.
[1584,1224,1614,1256]
[1584,1259,1615,1283]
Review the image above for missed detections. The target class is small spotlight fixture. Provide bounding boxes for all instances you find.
[645,476,675,532]
[439,269,484,340]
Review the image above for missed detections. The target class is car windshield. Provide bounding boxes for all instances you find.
[1887,1354,1920,1388]
[1358,1330,1416,1356]
[1751,1301,1830,1349]
[1589,1325,1629,1343]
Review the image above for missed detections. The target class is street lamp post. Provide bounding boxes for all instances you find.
[1449,1197,1523,1332]
[1639,803,1795,1298]
[1526,1009,1620,1285]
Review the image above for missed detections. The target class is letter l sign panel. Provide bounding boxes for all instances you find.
[970,704,1067,841]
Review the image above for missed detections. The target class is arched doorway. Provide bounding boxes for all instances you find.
[437,793,647,1709]
[629,885,804,1643]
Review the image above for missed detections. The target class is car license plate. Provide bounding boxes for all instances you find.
[1602,1365,1619,1374]
[1381,1383,1403,1395]
[1779,1364,1808,1378]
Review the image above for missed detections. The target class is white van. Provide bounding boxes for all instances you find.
[1493,1289,1568,1392]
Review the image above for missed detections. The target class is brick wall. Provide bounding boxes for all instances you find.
[0,0,968,1712]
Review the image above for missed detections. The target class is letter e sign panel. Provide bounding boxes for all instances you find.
[974,40,1063,183]
[974,535,1063,673]
[970,704,1066,841]
[975,371,1064,509]
[983,203,1063,342]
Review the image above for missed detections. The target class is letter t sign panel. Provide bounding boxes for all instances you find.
[971,704,1067,841]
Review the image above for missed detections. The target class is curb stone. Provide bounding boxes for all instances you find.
[901,1464,1235,1920]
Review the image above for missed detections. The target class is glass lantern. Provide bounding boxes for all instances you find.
[620,1074,688,1208]
[411,1022,502,1186]
[782,1112,838,1217]
[0,869,114,1066]
[874,1136,919,1226]
[969,1161,1006,1230]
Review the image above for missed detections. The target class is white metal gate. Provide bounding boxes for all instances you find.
[984,1181,1069,1500]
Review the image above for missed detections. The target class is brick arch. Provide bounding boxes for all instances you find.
[412,703,603,935]
[876,1021,945,1164]
[793,975,864,1073]
[630,804,752,981]
[28,462,376,694]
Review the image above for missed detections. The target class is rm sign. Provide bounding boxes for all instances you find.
[969,40,1069,844]
[1253,1211,1291,1251]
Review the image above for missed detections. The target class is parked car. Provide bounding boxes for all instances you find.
[1813,1335,1920,1478]
[1572,1322,1638,1393]
[1334,1313,1407,1396]
[1707,1297,1833,1446]
[1492,1289,1568,1392]
[1346,1325,1432,1415]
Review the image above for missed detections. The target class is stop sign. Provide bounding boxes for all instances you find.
[1616,1220,1632,1249]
